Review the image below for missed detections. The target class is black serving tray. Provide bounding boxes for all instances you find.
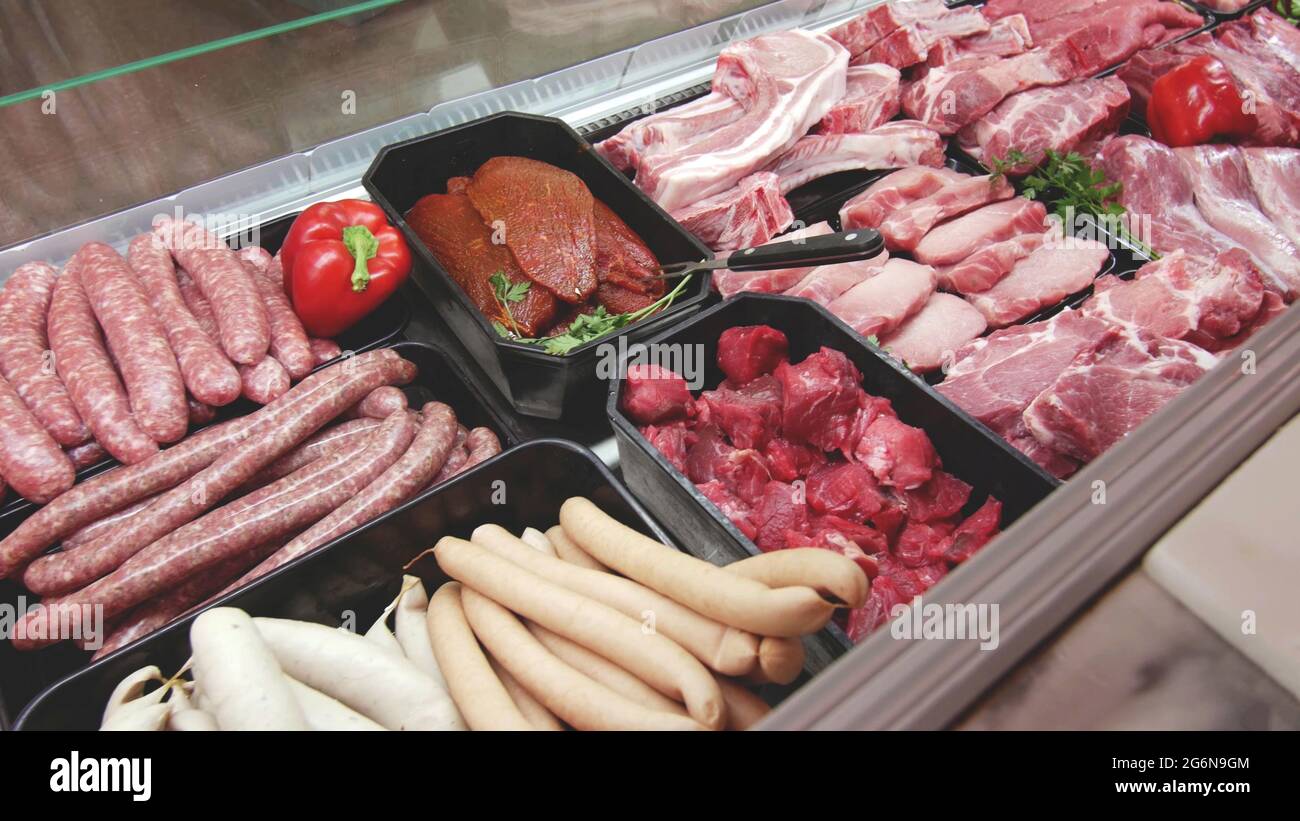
[363,111,714,421]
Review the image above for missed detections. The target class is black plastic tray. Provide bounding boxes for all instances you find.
[0,339,521,729]
[363,111,714,422]
[0,210,411,528]
[1183,0,1270,19]
[608,293,1058,669]
[13,439,670,731]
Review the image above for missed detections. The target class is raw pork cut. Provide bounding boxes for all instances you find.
[878,174,1015,251]
[1175,145,1300,300]
[1096,136,1238,261]
[1023,324,1218,463]
[838,166,966,230]
[827,0,949,57]
[637,30,848,211]
[784,256,888,306]
[765,121,946,194]
[712,221,833,297]
[937,310,1111,473]
[1025,0,1201,47]
[595,93,745,173]
[826,259,937,338]
[926,14,1033,66]
[901,42,1079,134]
[1245,7,1300,77]
[1242,148,1300,248]
[879,293,988,373]
[957,76,1130,175]
[937,230,1046,294]
[1083,249,1265,350]
[858,7,992,68]
[815,64,902,134]
[670,171,793,252]
[1169,33,1300,146]
[912,198,1047,266]
[980,0,1106,22]
[966,238,1110,328]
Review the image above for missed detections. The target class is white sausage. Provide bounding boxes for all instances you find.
[191,608,308,730]
[286,678,385,731]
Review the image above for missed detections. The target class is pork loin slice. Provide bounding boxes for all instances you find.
[879,293,987,373]
[967,238,1109,328]
[826,259,937,338]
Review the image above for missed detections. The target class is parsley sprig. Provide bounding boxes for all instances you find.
[489,271,530,337]
[989,149,1158,260]
[1276,1,1299,24]
[493,274,693,356]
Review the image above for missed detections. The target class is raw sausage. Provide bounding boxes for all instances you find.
[20,353,415,595]
[73,242,188,444]
[247,417,381,487]
[236,246,272,272]
[0,349,410,580]
[153,217,270,365]
[60,494,159,551]
[460,427,502,472]
[345,386,407,420]
[430,425,468,486]
[14,409,417,647]
[65,441,106,471]
[309,338,342,365]
[251,257,314,379]
[233,402,457,590]
[0,371,74,503]
[127,234,242,407]
[187,398,217,427]
[0,261,88,445]
[47,265,158,465]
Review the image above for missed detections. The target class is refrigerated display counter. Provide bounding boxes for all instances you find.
[0,0,1297,731]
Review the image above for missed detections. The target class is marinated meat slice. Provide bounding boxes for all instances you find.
[826,259,937,338]
[878,174,1016,252]
[912,198,1047,267]
[466,156,597,304]
[966,238,1110,328]
[406,193,558,337]
[593,200,664,314]
[879,293,988,373]
[839,166,967,231]
[1023,324,1218,463]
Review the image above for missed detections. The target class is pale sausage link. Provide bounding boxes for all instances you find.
[14,410,417,649]
[20,353,415,595]
[459,427,502,473]
[73,242,188,444]
[0,371,74,503]
[127,233,241,407]
[48,264,158,466]
[90,537,287,660]
[0,348,408,578]
[251,256,314,379]
[153,217,269,365]
[229,402,458,591]
[0,261,88,445]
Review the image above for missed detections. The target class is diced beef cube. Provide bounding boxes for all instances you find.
[750,480,808,552]
[697,480,758,541]
[942,496,1002,564]
[621,363,694,425]
[846,575,906,641]
[805,462,886,521]
[699,375,782,450]
[762,436,827,482]
[838,394,897,460]
[870,502,907,543]
[913,560,949,588]
[903,470,973,522]
[777,347,866,452]
[718,325,789,385]
[804,513,890,555]
[853,414,938,489]
[641,422,697,474]
[895,519,955,568]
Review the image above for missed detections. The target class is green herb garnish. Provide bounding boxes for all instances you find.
[506,274,692,356]
[986,148,1034,183]
[1275,1,1299,25]
[489,271,530,337]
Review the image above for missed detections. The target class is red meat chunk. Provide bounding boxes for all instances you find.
[870,502,907,543]
[762,437,826,482]
[853,414,938,489]
[805,462,885,521]
[750,481,809,552]
[641,422,696,474]
[846,575,906,641]
[816,536,880,580]
[942,496,1002,564]
[685,426,771,507]
[895,519,955,568]
[717,325,789,385]
[804,513,889,555]
[776,347,866,452]
[903,470,973,523]
[697,480,758,541]
[621,363,693,425]
[699,375,782,451]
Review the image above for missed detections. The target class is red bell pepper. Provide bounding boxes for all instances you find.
[1147,55,1258,147]
[278,199,412,338]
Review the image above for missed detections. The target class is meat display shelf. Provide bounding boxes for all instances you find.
[1,0,1296,730]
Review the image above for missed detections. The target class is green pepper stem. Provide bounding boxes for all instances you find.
[342,224,379,292]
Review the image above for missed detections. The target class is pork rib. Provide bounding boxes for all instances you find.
[766,121,946,194]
